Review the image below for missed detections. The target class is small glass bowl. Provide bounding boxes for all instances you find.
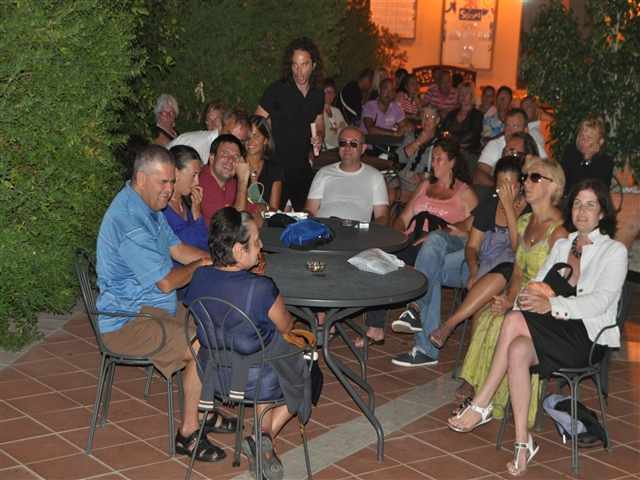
[305,259,326,272]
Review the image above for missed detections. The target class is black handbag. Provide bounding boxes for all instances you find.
[541,262,574,297]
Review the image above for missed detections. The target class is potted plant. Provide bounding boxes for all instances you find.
[521,0,640,252]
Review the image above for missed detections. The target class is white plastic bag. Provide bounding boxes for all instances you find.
[347,248,405,275]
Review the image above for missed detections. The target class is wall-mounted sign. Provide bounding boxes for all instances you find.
[370,0,417,39]
[442,0,497,70]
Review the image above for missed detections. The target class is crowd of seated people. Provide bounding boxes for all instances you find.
[108,41,626,478]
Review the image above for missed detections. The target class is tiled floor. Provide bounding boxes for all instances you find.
[1,282,638,480]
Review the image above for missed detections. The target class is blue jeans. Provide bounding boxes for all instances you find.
[413,231,469,360]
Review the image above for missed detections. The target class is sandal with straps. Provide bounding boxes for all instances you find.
[429,323,452,349]
[448,398,493,433]
[508,433,539,476]
[200,408,240,434]
[259,430,284,480]
[175,428,227,463]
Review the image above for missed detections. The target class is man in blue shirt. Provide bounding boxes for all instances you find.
[96,145,233,462]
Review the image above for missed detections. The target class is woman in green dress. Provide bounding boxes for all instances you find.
[457,157,568,427]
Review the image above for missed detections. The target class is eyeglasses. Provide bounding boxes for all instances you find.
[338,139,362,148]
[160,110,176,118]
[502,148,526,157]
[522,172,553,183]
[324,89,336,95]
[422,114,437,120]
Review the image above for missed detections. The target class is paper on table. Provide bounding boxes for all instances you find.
[347,248,405,275]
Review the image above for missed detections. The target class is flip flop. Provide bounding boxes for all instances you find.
[428,324,452,349]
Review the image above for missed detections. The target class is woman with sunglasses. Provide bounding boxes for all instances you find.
[427,156,530,351]
[454,158,567,419]
[153,93,180,147]
[388,104,441,210]
[448,178,625,475]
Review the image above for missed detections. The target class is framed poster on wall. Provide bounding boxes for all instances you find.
[441,0,497,70]
[370,0,417,39]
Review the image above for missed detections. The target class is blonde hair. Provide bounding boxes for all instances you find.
[454,81,476,106]
[525,156,565,206]
[575,115,606,148]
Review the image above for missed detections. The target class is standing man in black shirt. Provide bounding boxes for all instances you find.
[337,69,374,124]
[255,37,325,211]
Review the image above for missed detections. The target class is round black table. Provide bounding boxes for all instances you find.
[264,252,428,461]
[260,217,408,255]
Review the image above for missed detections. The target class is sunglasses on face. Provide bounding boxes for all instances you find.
[338,139,362,148]
[522,172,553,183]
[502,148,525,157]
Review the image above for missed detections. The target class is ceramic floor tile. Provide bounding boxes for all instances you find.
[6,391,80,416]
[0,465,43,479]
[0,450,19,469]
[0,417,52,444]
[13,358,79,378]
[0,401,24,421]
[89,442,169,471]
[39,339,97,357]
[0,367,29,383]
[28,452,112,479]
[61,424,139,452]
[0,377,54,400]
[2,434,81,465]
[37,371,99,392]
[11,347,57,365]
[32,406,93,433]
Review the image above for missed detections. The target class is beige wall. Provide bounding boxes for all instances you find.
[398,0,524,91]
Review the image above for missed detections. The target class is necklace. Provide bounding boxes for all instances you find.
[571,237,582,258]
[251,170,258,178]
[170,197,183,213]
[500,194,523,217]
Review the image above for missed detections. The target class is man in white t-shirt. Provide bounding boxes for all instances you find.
[473,108,547,187]
[303,126,389,225]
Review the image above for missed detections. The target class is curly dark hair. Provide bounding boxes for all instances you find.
[563,178,617,237]
[430,137,472,189]
[281,37,324,91]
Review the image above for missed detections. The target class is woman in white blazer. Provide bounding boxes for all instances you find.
[447,178,627,475]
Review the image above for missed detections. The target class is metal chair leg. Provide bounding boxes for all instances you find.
[496,396,511,450]
[86,356,109,454]
[534,377,548,431]
[167,375,176,457]
[100,362,116,426]
[299,413,313,480]
[232,404,246,467]
[593,373,612,451]
[452,318,469,379]
[143,365,154,401]
[176,369,184,419]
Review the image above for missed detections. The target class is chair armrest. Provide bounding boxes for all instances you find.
[588,323,616,366]
[93,309,167,359]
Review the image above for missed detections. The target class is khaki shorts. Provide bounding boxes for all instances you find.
[102,304,197,378]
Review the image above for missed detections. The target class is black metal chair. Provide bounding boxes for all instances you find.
[451,260,470,379]
[184,296,313,480]
[74,248,183,457]
[496,281,631,472]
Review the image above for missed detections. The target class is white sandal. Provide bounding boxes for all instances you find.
[448,398,493,433]
[508,433,539,476]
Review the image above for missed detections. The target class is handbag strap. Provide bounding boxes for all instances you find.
[549,262,573,281]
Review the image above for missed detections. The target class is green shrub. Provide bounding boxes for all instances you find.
[522,0,640,178]
[0,0,141,350]
[128,0,406,134]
